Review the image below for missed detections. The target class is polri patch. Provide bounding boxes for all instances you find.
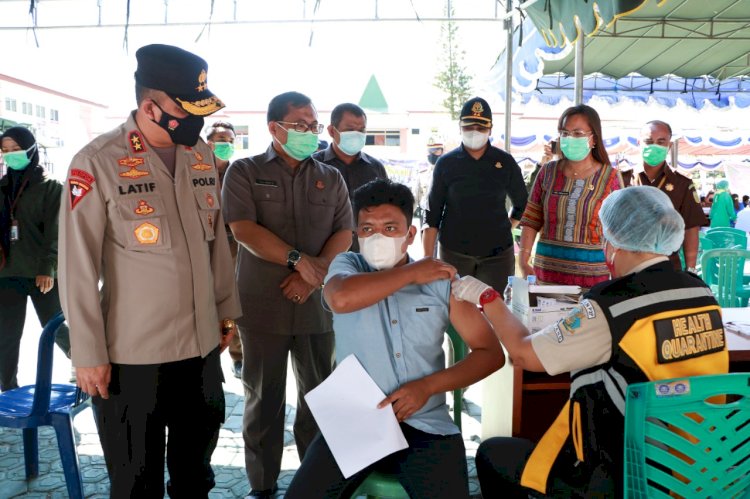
[655,309,725,364]
[69,171,95,210]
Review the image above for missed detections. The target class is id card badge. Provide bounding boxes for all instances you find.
[10,220,19,242]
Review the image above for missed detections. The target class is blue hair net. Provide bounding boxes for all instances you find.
[600,186,684,255]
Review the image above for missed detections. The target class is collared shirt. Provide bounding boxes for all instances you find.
[222,144,353,335]
[59,112,242,367]
[623,164,707,269]
[312,145,388,251]
[425,144,528,256]
[324,252,459,436]
[311,146,388,201]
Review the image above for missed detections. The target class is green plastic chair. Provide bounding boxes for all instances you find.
[700,248,750,307]
[349,325,466,499]
[705,228,748,250]
[623,373,750,499]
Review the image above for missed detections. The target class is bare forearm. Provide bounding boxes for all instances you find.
[229,220,290,265]
[325,266,416,312]
[519,226,537,256]
[683,226,699,268]
[318,230,353,264]
[421,347,503,395]
[422,227,438,257]
[482,300,545,372]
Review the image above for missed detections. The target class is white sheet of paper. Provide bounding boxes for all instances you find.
[304,354,408,478]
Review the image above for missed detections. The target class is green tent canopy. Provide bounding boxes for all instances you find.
[359,75,389,113]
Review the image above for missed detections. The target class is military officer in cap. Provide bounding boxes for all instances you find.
[623,120,707,272]
[58,44,241,498]
[423,96,527,291]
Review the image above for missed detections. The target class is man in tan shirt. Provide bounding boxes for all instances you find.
[58,44,241,498]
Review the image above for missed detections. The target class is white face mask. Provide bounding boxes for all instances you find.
[462,130,490,150]
[358,233,408,270]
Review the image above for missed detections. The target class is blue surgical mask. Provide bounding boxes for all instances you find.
[336,129,366,156]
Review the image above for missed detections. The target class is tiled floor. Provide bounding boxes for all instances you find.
[0,327,486,498]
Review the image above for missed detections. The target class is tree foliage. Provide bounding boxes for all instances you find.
[434,4,473,119]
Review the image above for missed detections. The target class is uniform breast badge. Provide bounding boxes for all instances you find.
[118,157,150,178]
[134,200,155,216]
[134,222,160,244]
[191,150,212,171]
[495,162,503,169]
[206,192,215,207]
[315,180,325,190]
[665,183,674,192]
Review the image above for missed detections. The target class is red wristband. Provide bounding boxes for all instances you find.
[479,288,501,307]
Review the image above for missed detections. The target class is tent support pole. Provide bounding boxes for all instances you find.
[504,0,513,151]
[574,25,584,105]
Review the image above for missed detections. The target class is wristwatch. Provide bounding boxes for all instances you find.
[479,288,502,307]
[287,249,302,270]
[686,266,698,274]
[221,318,236,336]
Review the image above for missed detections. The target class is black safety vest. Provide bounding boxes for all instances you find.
[521,261,729,498]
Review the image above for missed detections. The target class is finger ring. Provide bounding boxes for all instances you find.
[293,294,301,301]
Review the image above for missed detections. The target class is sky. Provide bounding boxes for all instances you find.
[0,0,509,116]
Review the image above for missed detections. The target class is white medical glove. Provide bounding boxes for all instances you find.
[451,275,491,305]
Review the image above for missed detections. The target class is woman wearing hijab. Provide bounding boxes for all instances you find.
[0,126,70,391]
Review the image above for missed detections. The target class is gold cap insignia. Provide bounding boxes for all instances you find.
[471,102,484,116]
[196,69,208,92]
[134,222,160,245]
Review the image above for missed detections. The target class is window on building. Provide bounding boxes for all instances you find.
[35,105,46,119]
[366,129,401,146]
[234,125,249,150]
[21,102,32,115]
[4,98,16,112]
[50,109,59,122]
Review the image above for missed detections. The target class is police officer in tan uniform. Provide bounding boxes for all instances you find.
[622,120,707,272]
[58,44,241,498]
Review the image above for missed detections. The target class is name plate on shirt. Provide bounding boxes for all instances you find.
[255,179,278,187]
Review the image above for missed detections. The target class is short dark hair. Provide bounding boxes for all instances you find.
[135,83,158,105]
[353,179,414,225]
[647,120,673,138]
[267,91,313,123]
[207,121,235,141]
[330,103,366,128]
[558,104,611,168]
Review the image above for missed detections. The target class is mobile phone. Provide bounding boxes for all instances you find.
[550,140,558,154]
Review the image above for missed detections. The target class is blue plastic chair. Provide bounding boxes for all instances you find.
[0,312,89,498]
[624,373,750,498]
[349,325,467,498]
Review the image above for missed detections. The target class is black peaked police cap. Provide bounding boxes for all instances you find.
[459,97,492,128]
[134,44,225,117]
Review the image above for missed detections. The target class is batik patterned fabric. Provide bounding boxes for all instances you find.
[521,160,623,288]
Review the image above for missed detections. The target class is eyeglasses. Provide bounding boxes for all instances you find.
[277,121,325,135]
[559,130,593,139]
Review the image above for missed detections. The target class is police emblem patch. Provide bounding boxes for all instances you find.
[315,180,325,190]
[118,157,150,178]
[665,183,674,192]
[68,169,95,210]
[134,222,160,244]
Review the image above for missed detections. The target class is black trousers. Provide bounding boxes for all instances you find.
[0,276,71,391]
[285,423,469,499]
[439,244,515,292]
[92,348,225,499]
[475,436,548,498]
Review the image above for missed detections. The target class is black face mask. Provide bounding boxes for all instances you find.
[427,153,440,165]
[151,101,204,146]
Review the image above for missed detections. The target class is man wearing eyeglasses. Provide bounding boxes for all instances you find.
[222,91,353,498]
[312,102,388,251]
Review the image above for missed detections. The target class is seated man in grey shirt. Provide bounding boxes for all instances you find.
[285,179,504,498]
